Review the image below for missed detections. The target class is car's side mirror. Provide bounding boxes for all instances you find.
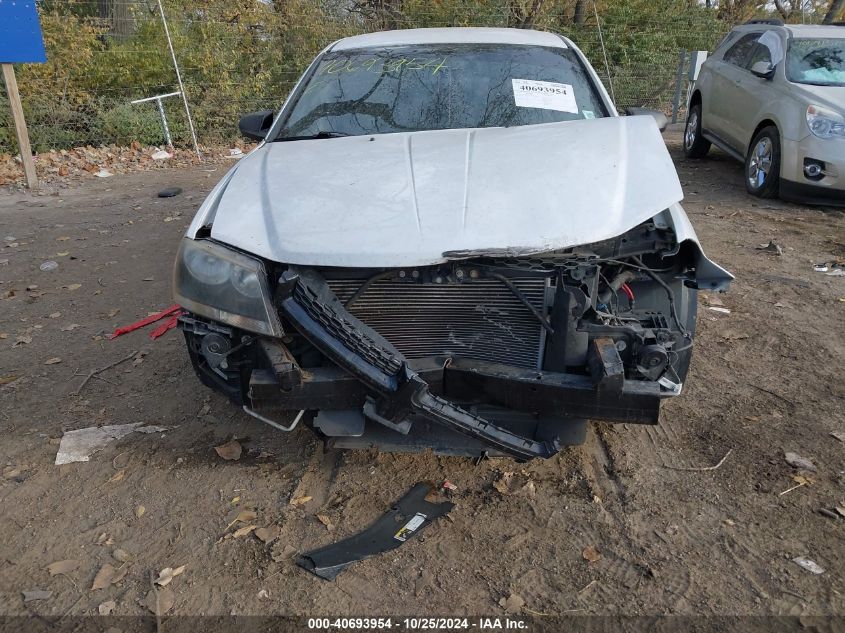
[623,107,669,133]
[750,61,775,80]
[238,110,275,141]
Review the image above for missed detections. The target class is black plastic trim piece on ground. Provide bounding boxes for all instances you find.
[297,482,454,580]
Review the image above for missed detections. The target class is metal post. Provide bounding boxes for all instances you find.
[131,91,181,147]
[156,0,201,159]
[671,50,687,124]
[154,97,172,146]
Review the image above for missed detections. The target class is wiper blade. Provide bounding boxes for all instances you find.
[275,130,350,142]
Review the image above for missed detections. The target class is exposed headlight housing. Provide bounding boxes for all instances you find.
[806,105,845,140]
[173,238,282,336]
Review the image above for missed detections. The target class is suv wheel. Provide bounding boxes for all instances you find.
[683,103,711,158]
[745,126,781,198]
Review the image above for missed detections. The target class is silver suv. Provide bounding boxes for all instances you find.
[684,21,844,205]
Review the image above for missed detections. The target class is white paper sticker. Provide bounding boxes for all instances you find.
[512,79,578,113]
[394,512,427,542]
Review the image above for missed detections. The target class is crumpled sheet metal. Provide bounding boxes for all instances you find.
[297,482,454,580]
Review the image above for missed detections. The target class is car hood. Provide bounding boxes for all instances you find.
[205,116,684,267]
[792,83,845,112]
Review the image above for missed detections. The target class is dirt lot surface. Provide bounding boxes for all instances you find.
[0,134,843,620]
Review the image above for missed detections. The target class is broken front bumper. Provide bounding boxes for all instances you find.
[230,267,664,461]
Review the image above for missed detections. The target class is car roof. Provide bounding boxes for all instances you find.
[331,27,569,52]
[730,22,844,39]
[783,24,845,38]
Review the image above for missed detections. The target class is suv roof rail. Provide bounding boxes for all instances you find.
[744,18,784,25]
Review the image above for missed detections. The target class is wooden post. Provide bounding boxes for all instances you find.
[2,63,38,189]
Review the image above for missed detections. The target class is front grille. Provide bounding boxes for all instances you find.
[325,276,548,369]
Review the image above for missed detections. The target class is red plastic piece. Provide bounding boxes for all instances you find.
[110,304,182,340]
[149,314,182,339]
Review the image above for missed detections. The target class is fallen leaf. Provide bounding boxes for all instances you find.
[64,283,82,291]
[214,439,242,461]
[0,374,19,386]
[44,357,62,365]
[493,471,513,495]
[233,524,257,538]
[835,505,845,518]
[145,587,174,616]
[135,505,146,519]
[498,593,525,614]
[47,559,81,576]
[225,509,257,530]
[289,495,312,507]
[91,563,115,590]
[108,469,125,483]
[57,251,69,257]
[60,324,81,331]
[253,525,281,545]
[112,548,132,563]
[12,336,32,347]
[49,312,61,318]
[154,565,186,587]
[582,545,602,563]
[95,533,113,546]
[316,514,334,531]
[831,431,845,443]
[98,600,116,615]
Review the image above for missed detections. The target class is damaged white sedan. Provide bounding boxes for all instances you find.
[174,28,733,460]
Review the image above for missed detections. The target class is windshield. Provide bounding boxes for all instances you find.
[273,43,608,139]
[786,38,845,86]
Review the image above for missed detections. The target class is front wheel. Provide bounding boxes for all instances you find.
[683,103,711,158]
[745,126,781,198]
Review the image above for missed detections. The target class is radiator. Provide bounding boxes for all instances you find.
[324,276,548,369]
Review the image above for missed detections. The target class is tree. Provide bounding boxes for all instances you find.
[823,0,844,22]
[508,0,548,27]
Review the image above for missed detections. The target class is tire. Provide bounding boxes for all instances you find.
[683,103,711,158]
[745,126,781,198]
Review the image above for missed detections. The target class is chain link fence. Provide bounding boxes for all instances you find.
[0,1,829,155]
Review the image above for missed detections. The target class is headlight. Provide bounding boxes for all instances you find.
[806,105,845,140]
[173,238,282,336]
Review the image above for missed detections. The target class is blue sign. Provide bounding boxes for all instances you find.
[0,1,47,63]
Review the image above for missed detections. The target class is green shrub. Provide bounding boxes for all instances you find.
[95,101,186,147]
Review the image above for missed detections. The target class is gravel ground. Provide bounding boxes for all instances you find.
[0,133,843,619]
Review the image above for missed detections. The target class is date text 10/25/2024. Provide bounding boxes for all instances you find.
[307,617,530,630]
